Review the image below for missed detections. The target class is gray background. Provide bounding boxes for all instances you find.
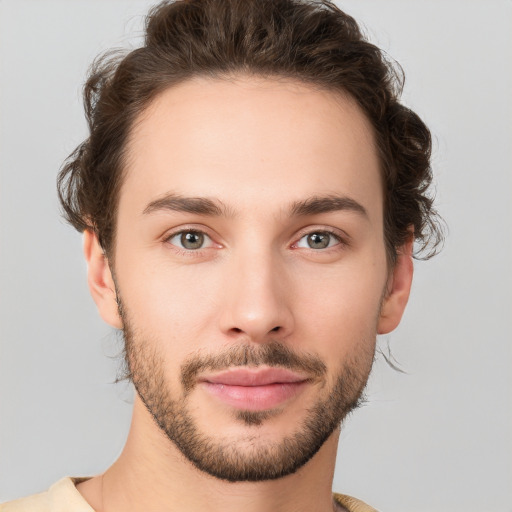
[1,1,511,510]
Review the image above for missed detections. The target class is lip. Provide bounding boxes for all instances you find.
[199,367,310,411]
[201,367,308,386]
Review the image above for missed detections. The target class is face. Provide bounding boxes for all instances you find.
[89,76,412,482]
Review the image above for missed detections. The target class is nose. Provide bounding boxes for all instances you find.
[218,247,295,343]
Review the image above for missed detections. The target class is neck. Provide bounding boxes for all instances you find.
[78,394,341,512]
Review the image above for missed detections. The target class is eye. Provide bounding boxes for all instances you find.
[295,231,341,250]
[167,230,213,250]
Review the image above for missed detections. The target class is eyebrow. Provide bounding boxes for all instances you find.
[143,193,232,217]
[289,195,368,219]
[142,192,368,219]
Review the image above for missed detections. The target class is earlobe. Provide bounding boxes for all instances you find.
[83,230,123,329]
[377,238,414,335]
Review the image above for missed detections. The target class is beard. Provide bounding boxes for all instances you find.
[118,299,375,483]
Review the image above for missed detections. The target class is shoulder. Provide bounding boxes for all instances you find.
[333,492,379,512]
[1,478,94,512]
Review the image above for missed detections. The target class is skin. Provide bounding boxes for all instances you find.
[78,76,413,512]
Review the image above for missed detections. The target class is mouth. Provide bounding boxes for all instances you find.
[198,367,310,411]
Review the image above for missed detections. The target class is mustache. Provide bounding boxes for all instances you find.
[180,341,327,393]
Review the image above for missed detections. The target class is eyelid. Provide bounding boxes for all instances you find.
[291,226,349,250]
[162,225,221,253]
[161,224,349,253]
[168,230,213,248]
[162,224,215,240]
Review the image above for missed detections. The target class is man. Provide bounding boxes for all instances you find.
[2,0,442,510]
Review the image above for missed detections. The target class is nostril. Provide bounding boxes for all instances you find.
[270,326,281,332]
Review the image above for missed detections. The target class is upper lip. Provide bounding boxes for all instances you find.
[200,367,309,386]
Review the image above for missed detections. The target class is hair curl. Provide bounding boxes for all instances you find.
[58,0,443,262]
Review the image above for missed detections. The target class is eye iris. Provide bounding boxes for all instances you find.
[181,231,204,249]
[307,232,330,249]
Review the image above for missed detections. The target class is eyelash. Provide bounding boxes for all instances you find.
[163,228,216,257]
[163,227,347,256]
[293,229,345,251]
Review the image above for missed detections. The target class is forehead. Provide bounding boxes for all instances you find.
[121,76,381,221]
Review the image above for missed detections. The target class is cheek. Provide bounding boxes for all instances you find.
[292,257,386,357]
[116,254,222,350]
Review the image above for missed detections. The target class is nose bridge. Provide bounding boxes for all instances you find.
[220,239,293,341]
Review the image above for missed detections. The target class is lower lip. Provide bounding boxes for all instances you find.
[201,381,308,411]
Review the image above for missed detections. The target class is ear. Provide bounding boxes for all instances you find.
[377,236,414,335]
[83,230,123,329]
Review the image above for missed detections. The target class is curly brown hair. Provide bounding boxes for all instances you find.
[57,0,443,263]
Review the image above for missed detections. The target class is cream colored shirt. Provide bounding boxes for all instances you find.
[1,477,377,512]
